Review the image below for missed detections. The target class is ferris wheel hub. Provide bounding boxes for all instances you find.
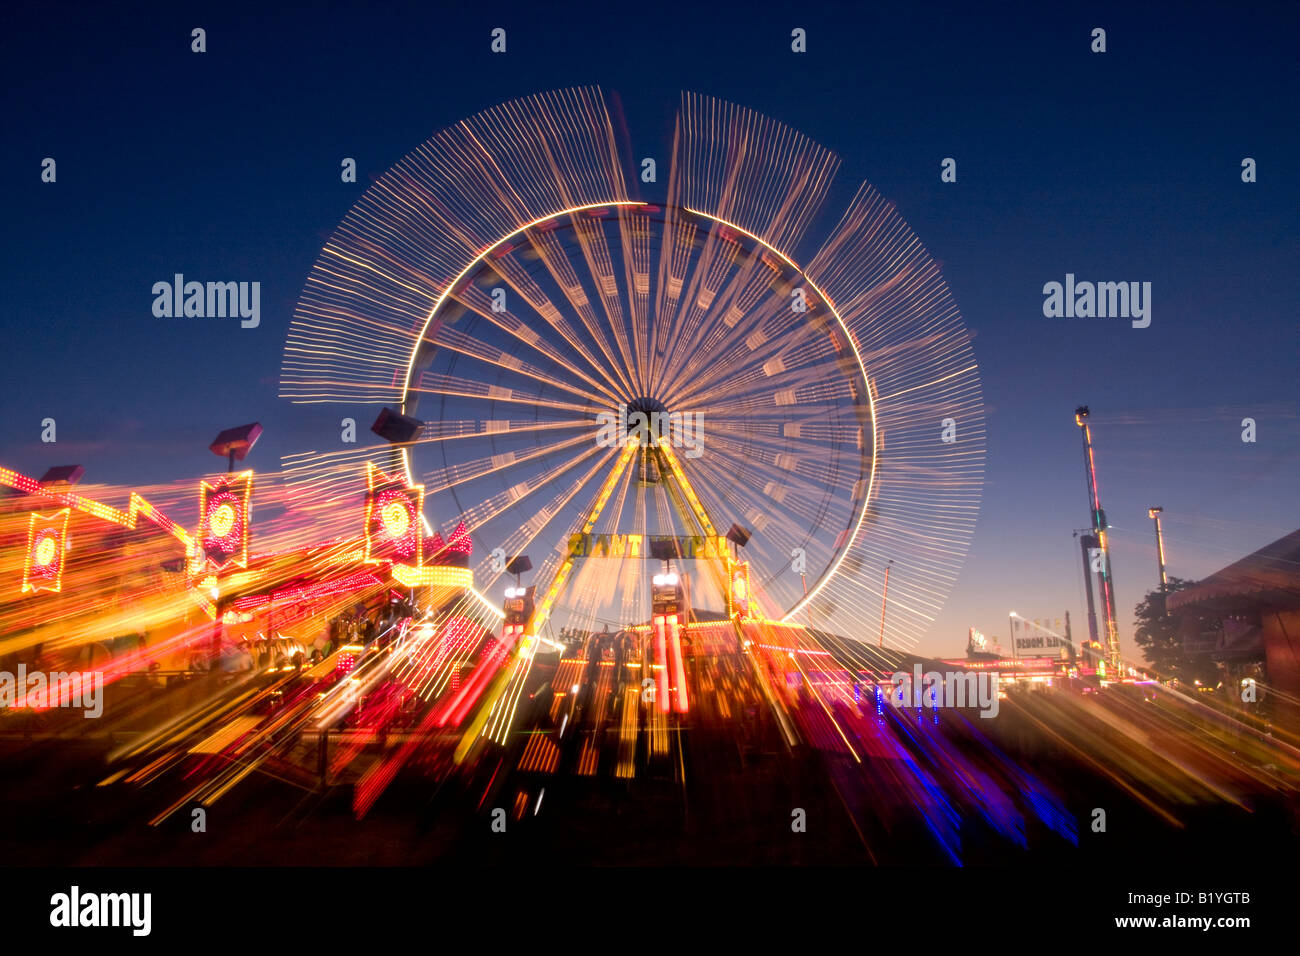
[625,396,669,428]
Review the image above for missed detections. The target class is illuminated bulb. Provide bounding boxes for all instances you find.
[209,503,237,538]
[34,536,58,567]
[381,501,410,537]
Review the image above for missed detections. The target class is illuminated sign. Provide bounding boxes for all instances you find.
[729,562,753,618]
[381,501,410,537]
[566,533,730,560]
[427,520,472,567]
[1012,616,1067,657]
[22,509,70,593]
[364,463,424,566]
[390,564,473,589]
[0,466,191,549]
[198,472,252,570]
[209,503,236,538]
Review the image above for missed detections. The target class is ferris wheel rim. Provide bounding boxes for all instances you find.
[391,199,879,623]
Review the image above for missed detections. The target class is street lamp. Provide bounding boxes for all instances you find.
[505,554,533,591]
[209,423,262,472]
[371,407,422,444]
[726,523,751,561]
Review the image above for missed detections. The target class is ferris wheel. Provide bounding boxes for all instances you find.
[281,88,984,650]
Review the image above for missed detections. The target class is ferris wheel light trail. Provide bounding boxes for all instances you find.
[280,86,985,652]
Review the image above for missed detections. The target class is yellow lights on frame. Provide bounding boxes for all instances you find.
[198,471,253,571]
[22,508,70,593]
[363,463,424,566]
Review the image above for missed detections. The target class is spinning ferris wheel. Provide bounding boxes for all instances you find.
[281,88,984,649]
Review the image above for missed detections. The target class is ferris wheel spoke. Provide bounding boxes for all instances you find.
[872,364,982,405]
[568,215,641,395]
[705,412,864,447]
[408,417,592,447]
[670,254,847,394]
[662,251,783,379]
[671,92,840,260]
[426,321,614,408]
[702,417,865,486]
[466,444,633,582]
[666,351,851,415]
[685,440,853,534]
[526,226,638,398]
[675,457,837,600]
[659,300,815,407]
[459,252,627,403]
[647,213,701,396]
[666,356,857,431]
[655,244,799,400]
[450,441,618,538]
[409,372,593,415]
[649,216,758,400]
[418,433,595,495]
[650,230,744,393]
[693,449,857,540]
[617,208,655,394]
[448,276,627,406]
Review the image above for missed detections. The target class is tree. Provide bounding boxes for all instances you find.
[1132,577,1220,683]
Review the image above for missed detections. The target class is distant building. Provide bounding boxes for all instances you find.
[1167,529,1300,731]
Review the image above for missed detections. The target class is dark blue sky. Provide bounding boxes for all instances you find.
[3,0,1297,655]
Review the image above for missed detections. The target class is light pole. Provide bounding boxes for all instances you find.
[1148,507,1168,591]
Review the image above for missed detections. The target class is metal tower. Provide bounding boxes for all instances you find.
[1075,407,1121,673]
